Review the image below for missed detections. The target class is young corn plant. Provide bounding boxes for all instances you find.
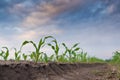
[14,48,21,61]
[111,51,120,64]
[29,52,36,61]
[48,39,60,61]
[0,51,4,60]
[43,53,49,63]
[78,52,88,62]
[75,51,87,62]
[58,45,69,62]
[57,54,68,62]
[62,43,80,62]
[22,54,28,61]
[48,54,55,62]
[21,36,53,63]
[0,47,9,61]
[39,52,49,63]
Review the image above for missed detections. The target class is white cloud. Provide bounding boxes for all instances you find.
[9,0,84,28]
[17,30,37,40]
[15,25,63,41]
[101,4,116,15]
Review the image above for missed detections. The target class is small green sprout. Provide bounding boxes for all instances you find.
[48,39,60,61]
[62,43,80,62]
[22,54,28,61]
[1,47,9,61]
[14,48,21,61]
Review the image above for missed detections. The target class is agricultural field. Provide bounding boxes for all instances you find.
[0,36,120,80]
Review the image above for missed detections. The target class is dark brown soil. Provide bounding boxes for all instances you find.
[0,61,119,80]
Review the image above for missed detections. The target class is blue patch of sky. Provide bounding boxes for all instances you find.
[53,1,120,34]
[52,1,109,29]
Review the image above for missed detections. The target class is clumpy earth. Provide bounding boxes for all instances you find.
[0,61,119,80]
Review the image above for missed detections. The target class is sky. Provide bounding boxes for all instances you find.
[0,0,120,59]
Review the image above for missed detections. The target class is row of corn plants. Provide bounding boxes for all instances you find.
[0,36,116,63]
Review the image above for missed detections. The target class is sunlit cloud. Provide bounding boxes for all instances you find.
[20,0,84,28]
[17,30,37,40]
[16,26,63,40]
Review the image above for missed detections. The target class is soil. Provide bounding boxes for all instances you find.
[0,60,119,80]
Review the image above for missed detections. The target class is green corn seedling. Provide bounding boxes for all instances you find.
[43,53,48,63]
[0,51,3,60]
[58,54,68,62]
[1,47,9,61]
[79,52,88,62]
[21,36,54,63]
[14,48,21,61]
[111,51,120,64]
[29,52,35,61]
[48,39,60,61]
[62,43,80,62]
[39,52,49,63]
[49,54,54,62]
[22,54,28,61]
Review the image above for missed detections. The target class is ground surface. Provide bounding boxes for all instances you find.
[0,61,119,80]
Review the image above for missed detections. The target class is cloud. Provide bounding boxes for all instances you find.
[6,0,85,29]
[15,25,63,40]
[19,0,85,28]
[7,0,97,29]
[1,0,120,28]
[17,30,37,40]
[100,0,120,15]
[101,4,117,15]
[106,4,116,14]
